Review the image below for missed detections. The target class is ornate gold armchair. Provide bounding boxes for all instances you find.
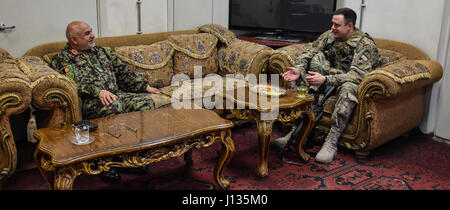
[0,50,32,188]
[269,38,443,156]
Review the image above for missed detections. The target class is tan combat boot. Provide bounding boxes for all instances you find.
[315,127,339,163]
[273,126,297,148]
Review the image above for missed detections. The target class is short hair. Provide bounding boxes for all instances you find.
[334,8,357,28]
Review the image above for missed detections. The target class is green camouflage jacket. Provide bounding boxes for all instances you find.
[51,43,149,99]
[295,29,380,87]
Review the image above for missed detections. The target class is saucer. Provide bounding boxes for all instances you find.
[71,136,95,145]
[250,85,287,97]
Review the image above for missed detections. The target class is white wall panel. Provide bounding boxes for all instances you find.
[99,0,167,37]
[173,0,213,30]
[0,0,97,57]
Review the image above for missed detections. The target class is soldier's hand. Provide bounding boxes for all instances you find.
[146,86,160,94]
[306,71,326,86]
[282,67,300,81]
[99,90,118,106]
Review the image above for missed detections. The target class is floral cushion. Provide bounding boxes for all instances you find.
[367,59,431,84]
[378,48,406,67]
[218,39,273,76]
[168,33,219,79]
[0,48,13,62]
[198,24,236,46]
[114,42,174,87]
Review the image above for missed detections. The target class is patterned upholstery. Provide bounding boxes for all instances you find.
[114,41,174,87]
[198,24,237,46]
[168,33,219,79]
[0,48,13,62]
[218,39,273,76]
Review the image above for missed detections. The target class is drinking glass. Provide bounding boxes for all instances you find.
[296,86,308,98]
[74,124,90,144]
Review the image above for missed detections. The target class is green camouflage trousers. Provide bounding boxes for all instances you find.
[82,91,156,120]
[297,52,358,140]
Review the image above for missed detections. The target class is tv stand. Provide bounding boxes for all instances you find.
[254,30,303,43]
[238,31,306,49]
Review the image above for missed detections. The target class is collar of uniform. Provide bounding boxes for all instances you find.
[64,43,97,55]
[345,28,365,48]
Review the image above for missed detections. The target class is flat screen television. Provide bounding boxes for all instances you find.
[229,0,336,42]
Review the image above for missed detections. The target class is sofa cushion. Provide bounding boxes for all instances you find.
[0,48,14,62]
[168,33,219,79]
[0,60,31,84]
[42,52,59,64]
[378,48,406,67]
[114,41,174,87]
[218,39,273,76]
[198,24,236,46]
[367,59,431,84]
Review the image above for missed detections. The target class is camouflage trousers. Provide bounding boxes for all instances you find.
[295,52,358,141]
[81,91,157,120]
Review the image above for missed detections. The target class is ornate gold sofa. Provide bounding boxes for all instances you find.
[0,25,273,187]
[269,38,443,156]
[0,49,33,188]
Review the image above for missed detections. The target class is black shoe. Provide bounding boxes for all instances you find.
[120,165,148,175]
[100,167,121,183]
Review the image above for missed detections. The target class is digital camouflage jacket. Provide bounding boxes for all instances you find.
[295,29,380,87]
[51,43,149,99]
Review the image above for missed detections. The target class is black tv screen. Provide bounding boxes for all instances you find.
[229,0,336,33]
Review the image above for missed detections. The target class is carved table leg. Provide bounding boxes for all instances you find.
[295,106,315,161]
[255,118,274,177]
[53,166,77,190]
[34,151,55,190]
[214,130,235,188]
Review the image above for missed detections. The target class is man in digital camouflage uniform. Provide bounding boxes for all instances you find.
[51,21,161,120]
[276,8,380,163]
[51,21,161,182]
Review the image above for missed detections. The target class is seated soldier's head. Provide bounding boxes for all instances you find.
[331,8,357,41]
[66,21,96,51]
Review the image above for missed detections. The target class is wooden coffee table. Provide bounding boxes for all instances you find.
[219,85,315,177]
[33,106,235,190]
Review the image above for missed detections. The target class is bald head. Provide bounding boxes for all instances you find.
[66,21,86,40]
[66,21,95,51]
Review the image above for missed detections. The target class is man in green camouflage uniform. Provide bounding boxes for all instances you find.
[51,21,161,182]
[51,21,161,120]
[277,8,380,163]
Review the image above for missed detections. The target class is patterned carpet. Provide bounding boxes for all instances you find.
[3,123,449,190]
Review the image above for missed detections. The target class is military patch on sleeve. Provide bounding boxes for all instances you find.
[63,65,75,80]
[358,55,368,65]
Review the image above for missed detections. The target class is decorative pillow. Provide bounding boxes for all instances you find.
[367,60,431,84]
[114,41,174,87]
[0,48,13,62]
[168,33,219,79]
[0,60,31,83]
[148,93,172,108]
[16,56,68,81]
[377,48,406,67]
[198,24,237,46]
[218,39,273,76]
[271,43,311,66]
[43,52,59,64]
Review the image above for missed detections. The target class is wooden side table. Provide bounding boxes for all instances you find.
[33,107,235,190]
[219,86,315,177]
